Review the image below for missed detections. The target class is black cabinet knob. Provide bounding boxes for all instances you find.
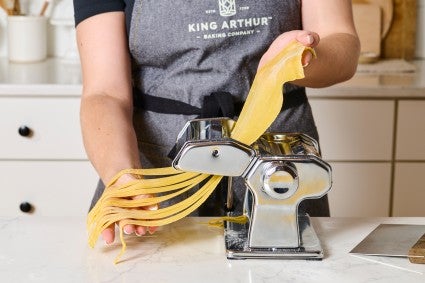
[19,202,33,213]
[18,126,32,137]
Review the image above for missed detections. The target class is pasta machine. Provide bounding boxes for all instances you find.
[172,118,332,260]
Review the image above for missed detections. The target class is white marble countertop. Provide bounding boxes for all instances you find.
[1,216,424,283]
[0,58,82,96]
[307,60,425,99]
[1,57,425,98]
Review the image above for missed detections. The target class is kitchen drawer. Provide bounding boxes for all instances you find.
[0,97,86,159]
[327,162,392,217]
[396,101,425,160]
[309,99,394,161]
[0,161,98,217]
[393,163,425,216]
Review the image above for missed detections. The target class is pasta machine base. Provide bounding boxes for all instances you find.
[224,213,323,260]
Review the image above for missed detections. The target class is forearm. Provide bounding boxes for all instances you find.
[76,12,138,184]
[294,32,360,88]
[293,0,360,88]
[80,93,141,184]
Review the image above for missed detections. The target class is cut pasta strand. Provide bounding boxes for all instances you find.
[205,215,249,228]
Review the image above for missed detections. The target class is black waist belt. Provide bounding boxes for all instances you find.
[133,87,307,118]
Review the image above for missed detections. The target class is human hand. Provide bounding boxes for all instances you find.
[101,174,158,245]
[258,30,320,70]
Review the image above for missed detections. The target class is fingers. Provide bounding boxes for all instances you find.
[122,223,156,237]
[121,221,146,236]
[133,194,158,232]
[102,224,115,245]
[296,31,320,48]
[101,175,158,246]
[101,204,156,246]
[302,50,313,68]
[119,194,158,239]
[135,225,147,236]
[123,223,136,235]
[257,30,320,71]
[148,226,158,234]
[135,224,157,236]
[295,31,319,68]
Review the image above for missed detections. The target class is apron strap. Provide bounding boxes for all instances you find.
[134,88,242,118]
[133,87,306,117]
[132,87,307,159]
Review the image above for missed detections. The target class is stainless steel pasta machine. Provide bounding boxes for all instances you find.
[172,118,332,260]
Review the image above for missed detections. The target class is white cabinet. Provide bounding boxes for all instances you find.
[393,163,425,216]
[327,162,392,217]
[0,97,87,159]
[392,101,425,216]
[309,99,394,161]
[309,99,394,217]
[0,94,98,217]
[0,161,97,217]
[396,101,425,160]
[310,97,425,217]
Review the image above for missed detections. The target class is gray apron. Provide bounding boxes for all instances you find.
[90,0,330,217]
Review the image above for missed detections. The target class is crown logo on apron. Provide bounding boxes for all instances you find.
[218,0,237,17]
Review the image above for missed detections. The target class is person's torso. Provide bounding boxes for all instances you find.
[126,0,302,106]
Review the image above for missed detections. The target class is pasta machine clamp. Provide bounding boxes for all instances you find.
[172,118,332,260]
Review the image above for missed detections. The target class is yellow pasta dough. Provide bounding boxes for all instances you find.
[231,41,315,145]
[87,41,314,263]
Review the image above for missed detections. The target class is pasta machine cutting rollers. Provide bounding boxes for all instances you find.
[172,118,332,260]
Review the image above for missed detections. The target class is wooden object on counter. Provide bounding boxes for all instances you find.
[409,233,425,264]
[353,3,382,60]
[353,0,394,39]
[381,0,417,59]
[0,0,20,15]
[38,0,49,16]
